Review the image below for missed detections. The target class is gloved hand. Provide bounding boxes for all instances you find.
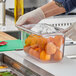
[62,22,76,41]
[16,8,45,26]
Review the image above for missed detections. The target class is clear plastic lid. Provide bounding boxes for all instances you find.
[17,23,64,36]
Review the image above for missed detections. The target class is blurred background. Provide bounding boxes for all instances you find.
[6,0,76,15]
[6,0,52,17]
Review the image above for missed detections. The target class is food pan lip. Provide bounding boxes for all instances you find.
[16,23,64,36]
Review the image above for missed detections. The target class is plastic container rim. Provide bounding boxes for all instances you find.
[16,23,64,36]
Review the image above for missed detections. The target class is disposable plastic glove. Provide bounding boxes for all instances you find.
[16,8,45,26]
[63,22,76,41]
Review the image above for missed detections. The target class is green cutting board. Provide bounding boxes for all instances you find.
[0,40,23,52]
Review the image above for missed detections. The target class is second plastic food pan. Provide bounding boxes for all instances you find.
[17,23,65,62]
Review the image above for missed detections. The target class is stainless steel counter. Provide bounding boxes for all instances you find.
[0,52,54,76]
[1,51,76,76]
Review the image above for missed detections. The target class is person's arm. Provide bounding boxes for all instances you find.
[53,0,76,41]
[41,0,76,18]
[41,0,66,18]
[16,0,66,25]
[16,0,76,25]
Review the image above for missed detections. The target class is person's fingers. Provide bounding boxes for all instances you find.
[16,17,27,26]
[16,15,33,26]
[16,16,22,23]
[16,16,23,26]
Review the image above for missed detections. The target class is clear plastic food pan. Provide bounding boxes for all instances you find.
[17,23,65,62]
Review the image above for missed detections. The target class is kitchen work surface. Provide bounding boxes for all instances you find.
[1,51,76,76]
[0,32,17,40]
[0,32,23,51]
[0,40,23,51]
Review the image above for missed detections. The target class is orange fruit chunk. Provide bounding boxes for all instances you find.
[54,48,63,61]
[54,35,64,48]
[25,37,32,46]
[25,34,42,46]
[45,42,56,55]
[47,36,54,43]
[29,48,40,58]
[30,36,39,46]
[25,34,47,50]
[31,44,38,49]
[29,48,33,55]
[38,37,47,50]
[24,46,31,53]
[34,48,42,53]
[40,51,51,61]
